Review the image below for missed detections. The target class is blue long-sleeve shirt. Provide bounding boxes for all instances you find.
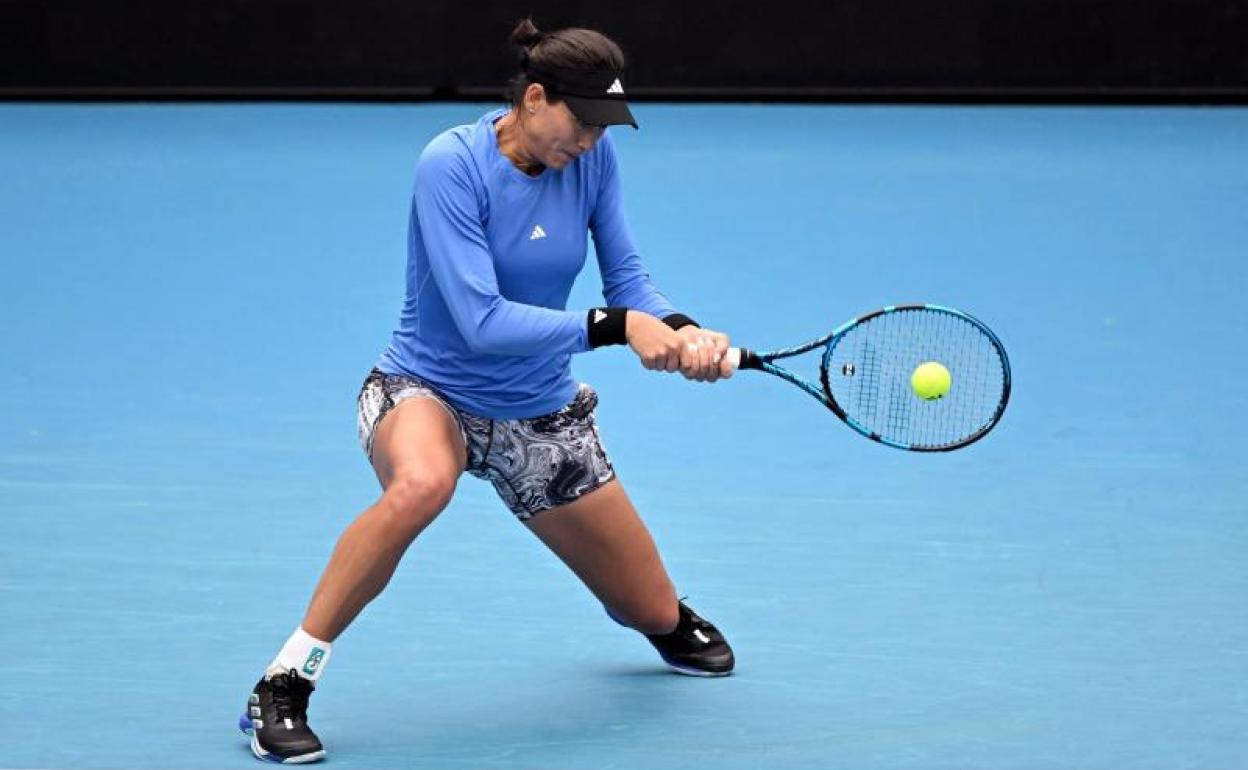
[377,108,677,418]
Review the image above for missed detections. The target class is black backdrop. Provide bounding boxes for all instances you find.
[3,0,1246,101]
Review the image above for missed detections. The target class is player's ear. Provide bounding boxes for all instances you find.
[524,82,548,113]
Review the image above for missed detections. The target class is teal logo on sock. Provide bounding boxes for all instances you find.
[302,647,325,676]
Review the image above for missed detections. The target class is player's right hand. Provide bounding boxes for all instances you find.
[676,326,734,382]
[625,311,684,372]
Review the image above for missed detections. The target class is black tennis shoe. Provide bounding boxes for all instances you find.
[644,600,735,677]
[238,669,325,764]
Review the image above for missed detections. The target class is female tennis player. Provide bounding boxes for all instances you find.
[238,19,736,764]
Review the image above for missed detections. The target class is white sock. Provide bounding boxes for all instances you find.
[266,627,332,683]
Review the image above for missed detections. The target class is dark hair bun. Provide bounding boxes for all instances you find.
[510,18,543,50]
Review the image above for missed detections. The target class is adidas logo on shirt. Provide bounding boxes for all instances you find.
[606,78,624,95]
[529,225,546,240]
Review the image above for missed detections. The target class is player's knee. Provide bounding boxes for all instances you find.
[380,472,456,534]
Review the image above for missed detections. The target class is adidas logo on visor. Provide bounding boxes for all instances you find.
[606,78,624,95]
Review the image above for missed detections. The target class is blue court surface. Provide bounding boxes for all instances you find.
[1,103,1246,769]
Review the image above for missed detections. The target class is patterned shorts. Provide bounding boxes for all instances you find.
[356,369,616,520]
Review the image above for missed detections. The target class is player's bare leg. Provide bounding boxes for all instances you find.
[241,397,466,763]
[526,479,734,675]
[302,397,467,641]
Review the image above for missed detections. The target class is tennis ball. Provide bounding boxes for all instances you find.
[911,361,951,400]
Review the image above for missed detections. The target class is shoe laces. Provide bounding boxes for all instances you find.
[269,669,313,721]
[676,599,715,644]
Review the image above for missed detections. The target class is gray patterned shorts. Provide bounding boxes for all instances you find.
[357,369,616,520]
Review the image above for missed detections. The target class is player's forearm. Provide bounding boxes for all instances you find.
[456,297,589,356]
[600,263,676,318]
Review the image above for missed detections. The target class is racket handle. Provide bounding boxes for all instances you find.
[725,347,762,371]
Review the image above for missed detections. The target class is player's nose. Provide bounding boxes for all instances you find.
[576,126,602,152]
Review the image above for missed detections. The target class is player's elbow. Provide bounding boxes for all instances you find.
[457,323,496,354]
[458,303,508,355]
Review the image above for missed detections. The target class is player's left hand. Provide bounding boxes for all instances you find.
[676,326,734,382]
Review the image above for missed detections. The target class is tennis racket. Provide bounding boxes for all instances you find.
[725,304,1011,451]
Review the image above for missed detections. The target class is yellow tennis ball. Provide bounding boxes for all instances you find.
[911,361,952,400]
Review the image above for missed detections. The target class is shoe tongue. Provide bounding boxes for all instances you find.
[268,669,313,690]
[676,603,712,637]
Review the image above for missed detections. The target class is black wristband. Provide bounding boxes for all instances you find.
[661,313,700,332]
[587,307,629,348]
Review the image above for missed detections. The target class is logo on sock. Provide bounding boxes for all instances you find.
[302,647,325,676]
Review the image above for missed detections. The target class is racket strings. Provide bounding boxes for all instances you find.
[825,308,1006,449]
[854,342,881,422]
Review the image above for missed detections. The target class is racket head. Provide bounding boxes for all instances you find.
[818,304,1011,451]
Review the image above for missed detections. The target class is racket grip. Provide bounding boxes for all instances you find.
[725,348,762,371]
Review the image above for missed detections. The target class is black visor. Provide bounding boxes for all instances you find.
[524,64,638,129]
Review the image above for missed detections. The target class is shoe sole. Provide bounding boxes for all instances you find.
[239,714,326,764]
[661,657,734,677]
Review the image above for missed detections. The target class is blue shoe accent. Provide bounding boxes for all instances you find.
[246,731,300,764]
[239,713,254,735]
[255,746,282,763]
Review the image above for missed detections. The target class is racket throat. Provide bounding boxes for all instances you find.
[733,348,764,370]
